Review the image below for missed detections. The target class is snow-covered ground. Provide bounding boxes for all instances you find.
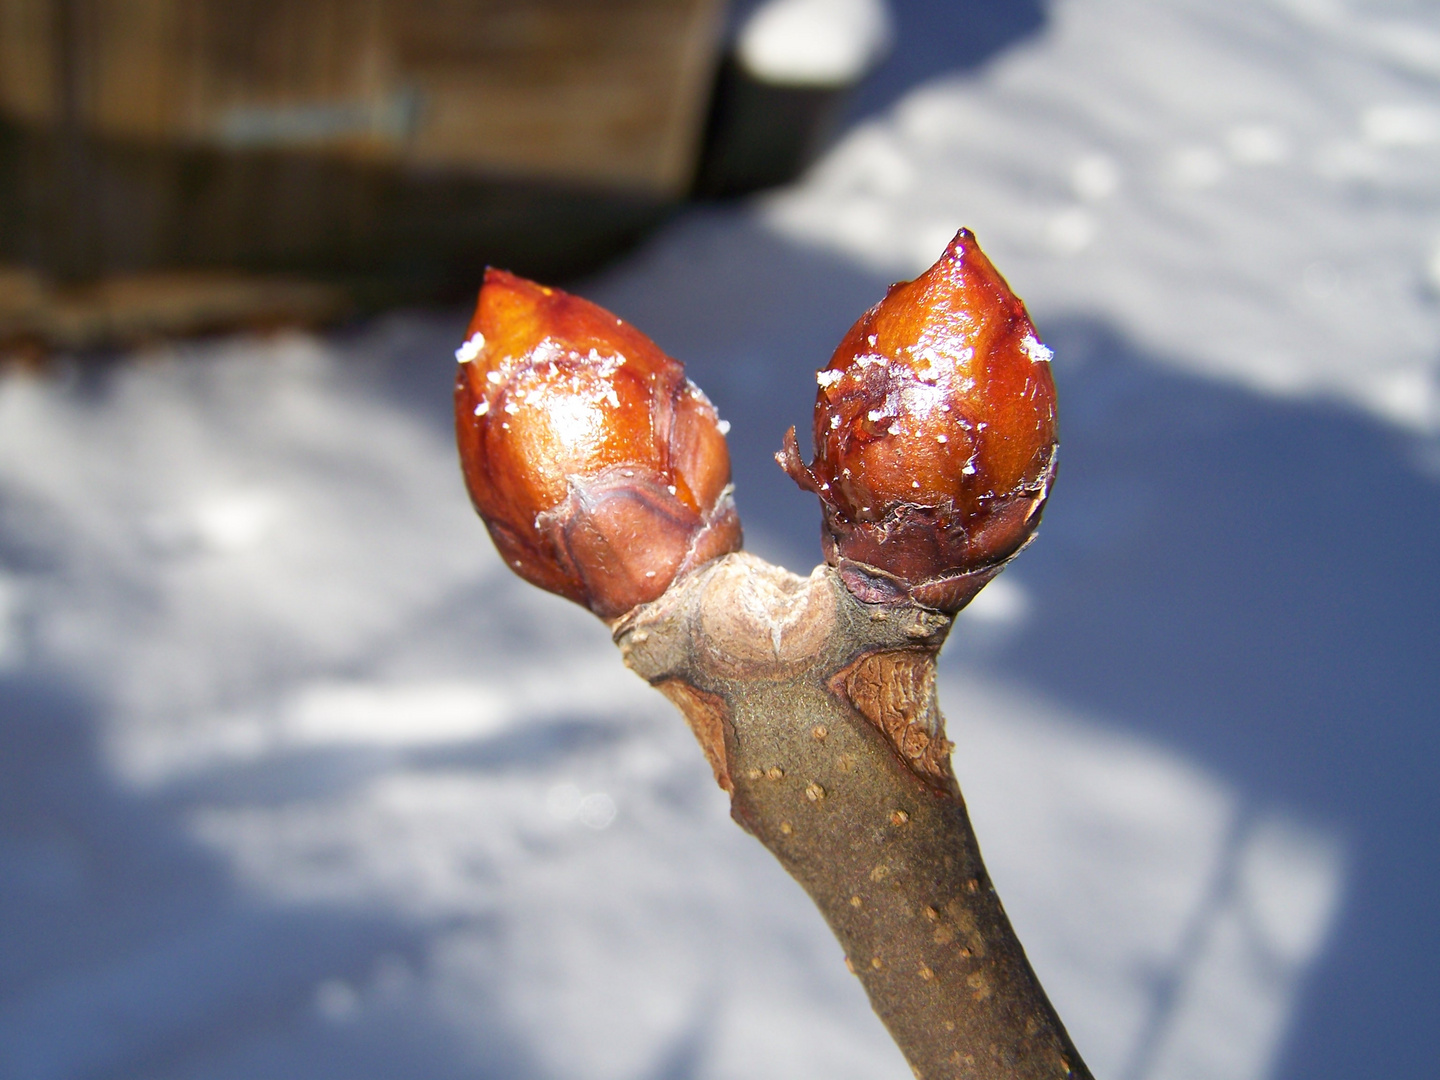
[2,1,1437,1078]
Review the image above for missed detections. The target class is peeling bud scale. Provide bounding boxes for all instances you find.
[778,229,1058,612]
[455,268,742,619]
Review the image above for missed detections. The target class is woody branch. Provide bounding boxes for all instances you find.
[453,231,1087,1080]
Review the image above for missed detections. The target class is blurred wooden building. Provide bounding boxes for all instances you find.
[0,0,725,343]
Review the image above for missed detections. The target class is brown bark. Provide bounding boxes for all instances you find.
[615,552,1091,1080]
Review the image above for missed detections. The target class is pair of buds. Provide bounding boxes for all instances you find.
[455,230,1058,621]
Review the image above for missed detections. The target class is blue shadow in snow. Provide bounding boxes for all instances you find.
[842,0,1048,124]
[999,319,1440,1080]
[0,674,543,1080]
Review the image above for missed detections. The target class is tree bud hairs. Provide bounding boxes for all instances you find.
[454,238,1089,1080]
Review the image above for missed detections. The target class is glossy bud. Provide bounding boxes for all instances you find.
[456,269,742,620]
[779,229,1057,612]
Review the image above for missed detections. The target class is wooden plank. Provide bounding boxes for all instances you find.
[0,0,725,195]
[0,264,349,351]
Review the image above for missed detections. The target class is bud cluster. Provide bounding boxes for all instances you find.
[455,269,741,620]
[780,229,1057,612]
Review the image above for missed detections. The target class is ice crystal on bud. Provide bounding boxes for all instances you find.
[778,228,1058,613]
[455,332,486,364]
[456,269,741,619]
[1020,334,1054,364]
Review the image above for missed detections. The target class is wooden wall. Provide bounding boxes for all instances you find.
[0,0,725,288]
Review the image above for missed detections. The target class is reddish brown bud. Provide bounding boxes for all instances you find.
[779,229,1057,612]
[456,269,742,620]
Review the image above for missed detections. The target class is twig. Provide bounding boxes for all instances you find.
[455,229,1088,1078]
[616,554,1089,1079]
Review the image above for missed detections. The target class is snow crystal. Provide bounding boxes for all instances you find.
[454,332,485,364]
[1021,335,1055,365]
[914,350,942,382]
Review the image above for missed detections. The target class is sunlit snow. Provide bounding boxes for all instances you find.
[5,0,1436,1076]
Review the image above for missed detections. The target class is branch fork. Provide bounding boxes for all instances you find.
[454,230,1089,1078]
[617,554,1086,1079]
